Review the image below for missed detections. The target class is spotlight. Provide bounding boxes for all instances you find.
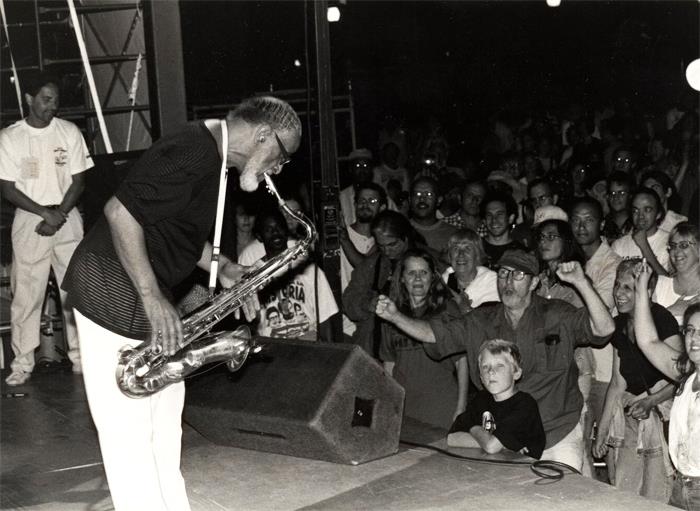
[546,0,561,6]
[687,59,700,91]
[327,6,340,22]
[294,59,302,67]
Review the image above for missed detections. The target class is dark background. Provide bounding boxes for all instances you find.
[180,0,699,153]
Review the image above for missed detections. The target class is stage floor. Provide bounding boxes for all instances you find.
[1,368,673,511]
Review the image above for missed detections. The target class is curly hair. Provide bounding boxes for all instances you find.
[389,248,450,317]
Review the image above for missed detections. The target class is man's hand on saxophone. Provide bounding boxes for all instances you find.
[143,291,183,357]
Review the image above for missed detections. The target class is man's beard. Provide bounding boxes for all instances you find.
[239,151,267,192]
[356,209,374,223]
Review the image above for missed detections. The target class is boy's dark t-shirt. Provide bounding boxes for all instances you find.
[449,390,546,459]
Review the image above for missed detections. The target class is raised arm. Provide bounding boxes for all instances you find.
[556,261,615,338]
[633,262,683,381]
[375,295,436,344]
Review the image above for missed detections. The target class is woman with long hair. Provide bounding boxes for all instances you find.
[380,248,466,429]
[634,262,700,510]
[593,258,682,502]
[534,219,586,305]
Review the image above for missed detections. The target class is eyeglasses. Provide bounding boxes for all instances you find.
[357,198,379,205]
[608,190,628,198]
[497,267,530,281]
[538,233,562,242]
[274,132,291,169]
[412,191,435,199]
[681,326,700,337]
[668,240,697,251]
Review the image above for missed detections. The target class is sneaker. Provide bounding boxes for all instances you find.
[5,371,31,386]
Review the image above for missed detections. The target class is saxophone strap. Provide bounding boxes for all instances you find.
[208,119,229,296]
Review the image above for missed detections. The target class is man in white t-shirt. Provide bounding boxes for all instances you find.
[339,183,386,339]
[0,72,93,385]
[612,187,670,276]
[372,142,409,194]
[239,208,338,342]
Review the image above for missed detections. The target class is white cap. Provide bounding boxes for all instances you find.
[533,205,568,225]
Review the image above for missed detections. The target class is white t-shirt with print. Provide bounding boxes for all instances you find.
[0,118,93,205]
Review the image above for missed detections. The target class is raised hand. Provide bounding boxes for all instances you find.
[555,261,586,285]
[375,294,399,322]
[634,258,651,295]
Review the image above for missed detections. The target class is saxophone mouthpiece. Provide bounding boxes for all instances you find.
[263,173,285,206]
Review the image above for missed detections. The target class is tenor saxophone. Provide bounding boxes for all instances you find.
[116,174,316,398]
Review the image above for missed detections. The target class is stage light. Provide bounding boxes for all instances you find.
[294,59,302,67]
[687,59,700,91]
[327,6,340,22]
[546,0,561,6]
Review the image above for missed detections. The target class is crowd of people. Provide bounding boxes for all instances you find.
[2,69,699,510]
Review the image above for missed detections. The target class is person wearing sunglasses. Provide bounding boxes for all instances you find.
[654,223,700,325]
[376,248,615,471]
[62,96,301,511]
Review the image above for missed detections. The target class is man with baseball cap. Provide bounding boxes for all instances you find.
[375,248,615,470]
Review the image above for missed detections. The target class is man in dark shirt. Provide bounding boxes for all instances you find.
[376,249,615,470]
[63,96,301,511]
[480,190,524,268]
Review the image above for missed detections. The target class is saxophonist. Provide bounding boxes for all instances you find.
[62,96,302,511]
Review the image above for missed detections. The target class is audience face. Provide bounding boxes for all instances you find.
[410,180,438,221]
[484,200,512,238]
[448,239,479,275]
[631,192,661,235]
[260,214,289,255]
[613,271,636,315]
[668,231,699,275]
[684,311,700,367]
[401,256,432,305]
[461,183,486,216]
[529,182,555,209]
[374,229,407,261]
[355,188,383,223]
[607,181,630,213]
[478,350,521,399]
[641,176,670,206]
[235,205,255,235]
[351,158,373,184]
[282,198,303,233]
[570,203,602,247]
[613,149,634,174]
[537,223,564,263]
[497,265,537,309]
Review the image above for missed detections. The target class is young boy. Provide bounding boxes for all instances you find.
[447,339,546,459]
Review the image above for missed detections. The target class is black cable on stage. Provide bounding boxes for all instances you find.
[399,440,582,482]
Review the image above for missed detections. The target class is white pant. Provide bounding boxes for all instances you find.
[74,309,191,511]
[541,421,585,472]
[10,208,81,372]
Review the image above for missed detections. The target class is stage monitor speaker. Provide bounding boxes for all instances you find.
[184,338,405,465]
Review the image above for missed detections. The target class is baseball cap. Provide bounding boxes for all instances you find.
[348,148,372,161]
[533,205,568,225]
[497,249,539,275]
